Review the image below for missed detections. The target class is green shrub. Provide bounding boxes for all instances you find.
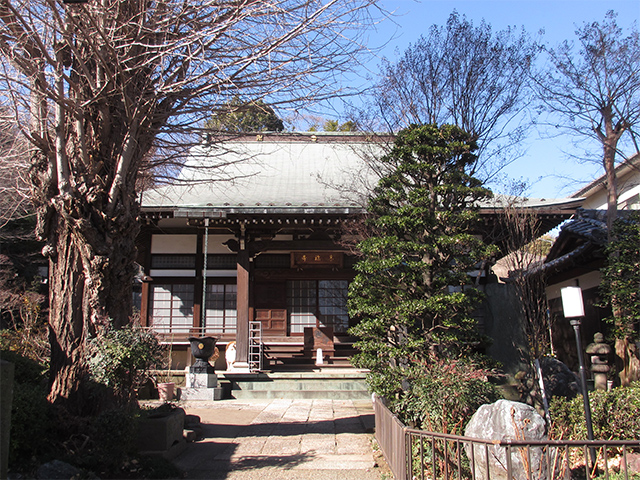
[9,382,57,468]
[65,408,140,475]
[0,348,48,385]
[594,473,640,480]
[1,349,57,469]
[550,382,640,440]
[388,359,502,434]
[87,324,164,406]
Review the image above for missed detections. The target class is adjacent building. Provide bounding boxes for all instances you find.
[543,154,639,372]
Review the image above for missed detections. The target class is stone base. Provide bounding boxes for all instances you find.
[180,386,224,401]
[186,373,218,389]
[139,439,187,460]
[137,407,186,459]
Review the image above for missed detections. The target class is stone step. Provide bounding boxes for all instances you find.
[230,389,371,400]
[224,371,370,401]
[233,380,368,392]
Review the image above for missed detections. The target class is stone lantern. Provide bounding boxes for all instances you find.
[585,332,611,390]
[181,336,223,401]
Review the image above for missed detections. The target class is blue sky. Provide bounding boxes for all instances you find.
[352,0,640,199]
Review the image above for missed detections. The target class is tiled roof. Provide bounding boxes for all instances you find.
[533,209,607,276]
[140,133,582,219]
[557,209,608,246]
[141,133,389,214]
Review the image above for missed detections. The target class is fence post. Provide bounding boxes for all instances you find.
[405,428,410,480]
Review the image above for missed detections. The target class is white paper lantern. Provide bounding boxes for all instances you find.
[561,286,585,318]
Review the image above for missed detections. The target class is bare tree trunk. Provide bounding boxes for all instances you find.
[615,337,640,387]
[1,0,380,415]
[47,215,89,412]
[603,138,619,238]
[45,194,139,413]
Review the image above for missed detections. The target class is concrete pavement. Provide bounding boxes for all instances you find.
[172,398,386,479]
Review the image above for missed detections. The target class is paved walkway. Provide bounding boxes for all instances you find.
[172,398,385,480]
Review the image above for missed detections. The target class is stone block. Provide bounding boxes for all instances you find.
[137,406,187,459]
[1,360,14,480]
[184,414,201,428]
[183,429,198,442]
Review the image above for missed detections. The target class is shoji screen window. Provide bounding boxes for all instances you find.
[287,280,349,334]
[150,284,194,334]
[204,284,237,334]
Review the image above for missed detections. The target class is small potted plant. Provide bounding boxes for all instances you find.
[155,342,176,401]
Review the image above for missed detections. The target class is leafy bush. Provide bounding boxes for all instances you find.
[594,473,640,480]
[0,295,50,368]
[550,382,640,440]
[87,324,164,406]
[2,334,180,478]
[387,358,502,434]
[9,382,57,467]
[348,124,497,402]
[0,348,47,385]
[65,408,139,474]
[0,349,57,469]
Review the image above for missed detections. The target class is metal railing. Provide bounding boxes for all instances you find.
[147,325,238,339]
[374,396,640,480]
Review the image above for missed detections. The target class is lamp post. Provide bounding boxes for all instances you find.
[560,286,596,465]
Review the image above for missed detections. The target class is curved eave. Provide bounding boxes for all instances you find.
[526,242,597,278]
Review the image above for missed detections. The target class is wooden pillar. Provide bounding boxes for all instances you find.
[193,227,204,334]
[140,279,151,327]
[137,229,152,328]
[236,248,250,365]
[235,222,250,367]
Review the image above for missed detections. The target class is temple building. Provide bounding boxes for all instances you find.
[137,132,580,373]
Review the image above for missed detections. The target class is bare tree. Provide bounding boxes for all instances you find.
[534,11,640,387]
[490,200,555,415]
[0,0,379,413]
[0,107,31,232]
[354,11,537,182]
[534,11,640,234]
[501,215,552,363]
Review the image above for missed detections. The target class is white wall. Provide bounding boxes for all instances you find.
[580,165,640,210]
[151,234,197,254]
[545,270,602,300]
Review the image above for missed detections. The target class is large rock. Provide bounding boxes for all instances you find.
[540,357,580,399]
[464,400,548,480]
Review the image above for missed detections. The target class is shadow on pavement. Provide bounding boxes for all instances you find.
[174,445,315,479]
[196,414,373,440]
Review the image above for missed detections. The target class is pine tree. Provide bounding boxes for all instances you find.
[348,124,497,400]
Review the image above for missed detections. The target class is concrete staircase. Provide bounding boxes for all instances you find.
[222,370,370,400]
